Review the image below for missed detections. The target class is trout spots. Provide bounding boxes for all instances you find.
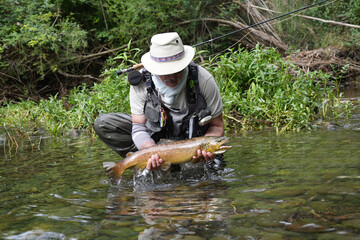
[202,142,210,152]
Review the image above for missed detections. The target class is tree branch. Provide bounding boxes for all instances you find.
[57,70,102,82]
[180,18,288,52]
[242,3,360,29]
[76,39,143,61]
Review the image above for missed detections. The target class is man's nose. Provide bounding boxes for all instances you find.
[163,74,176,80]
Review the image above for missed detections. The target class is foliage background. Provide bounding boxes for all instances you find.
[0,0,358,139]
[1,0,359,102]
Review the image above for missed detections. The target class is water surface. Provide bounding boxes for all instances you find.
[0,107,359,239]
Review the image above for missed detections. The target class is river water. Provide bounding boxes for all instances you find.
[0,99,359,239]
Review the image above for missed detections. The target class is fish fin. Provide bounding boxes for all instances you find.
[126,152,133,157]
[103,161,115,171]
[102,161,124,183]
[161,162,172,171]
[191,155,203,164]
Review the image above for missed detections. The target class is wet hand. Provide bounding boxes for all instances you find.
[194,149,215,162]
[146,154,163,170]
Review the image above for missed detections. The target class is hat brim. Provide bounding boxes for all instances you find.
[141,45,195,75]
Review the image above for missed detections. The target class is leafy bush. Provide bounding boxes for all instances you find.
[0,73,130,137]
[205,45,347,133]
[1,0,358,103]
[0,46,138,137]
[1,45,352,138]
[0,0,88,82]
[0,0,212,99]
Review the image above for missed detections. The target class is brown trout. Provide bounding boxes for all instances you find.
[103,136,232,181]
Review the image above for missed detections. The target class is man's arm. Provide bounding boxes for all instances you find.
[205,114,225,137]
[132,114,163,170]
[132,114,156,149]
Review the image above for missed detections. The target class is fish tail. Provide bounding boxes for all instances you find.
[102,161,125,183]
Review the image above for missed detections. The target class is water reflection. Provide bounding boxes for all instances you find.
[105,165,232,239]
[0,104,359,239]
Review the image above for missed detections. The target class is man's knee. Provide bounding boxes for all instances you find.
[93,113,136,157]
[94,113,133,137]
[93,114,109,137]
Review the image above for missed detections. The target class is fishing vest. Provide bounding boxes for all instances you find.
[143,62,209,142]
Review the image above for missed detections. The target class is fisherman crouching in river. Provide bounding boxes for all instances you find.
[94,32,225,173]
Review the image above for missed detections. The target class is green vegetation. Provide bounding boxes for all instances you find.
[206,45,352,133]
[1,63,131,138]
[0,0,210,99]
[1,0,359,99]
[0,0,358,142]
[274,0,360,48]
[1,45,353,140]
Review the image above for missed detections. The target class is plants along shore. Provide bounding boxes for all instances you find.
[0,45,352,140]
[207,45,353,133]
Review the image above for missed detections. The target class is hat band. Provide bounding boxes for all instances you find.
[150,50,185,63]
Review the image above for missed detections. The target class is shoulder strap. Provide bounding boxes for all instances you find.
[141,68,163,107]
[187,62,207,113]
[188,62,198,83]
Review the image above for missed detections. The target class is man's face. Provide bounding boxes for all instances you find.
[158,70,184,88]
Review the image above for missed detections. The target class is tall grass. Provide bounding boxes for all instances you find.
[0,75,130,138]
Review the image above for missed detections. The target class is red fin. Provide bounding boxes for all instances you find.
[191,155,203,164]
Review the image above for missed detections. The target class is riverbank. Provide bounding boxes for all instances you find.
[288,45,360,85]
[0,46,357,144]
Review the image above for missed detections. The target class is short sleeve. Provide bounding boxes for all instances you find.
[197,66,223,118]
[129,82,147,115]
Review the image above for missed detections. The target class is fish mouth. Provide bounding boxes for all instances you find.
[213,137,232,155]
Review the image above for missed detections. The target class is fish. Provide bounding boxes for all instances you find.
[102,136,232,181]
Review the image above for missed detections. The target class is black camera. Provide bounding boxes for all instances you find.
[127,70,143,86]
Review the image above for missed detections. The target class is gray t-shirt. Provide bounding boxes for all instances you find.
[129,65,223,118]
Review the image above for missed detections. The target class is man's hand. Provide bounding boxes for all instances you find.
[193,149,215,162]
[146,154,163,170]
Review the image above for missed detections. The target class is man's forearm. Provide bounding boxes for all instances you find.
[132,123,155,149]
[205,125,224,137]
[204,114,225,137]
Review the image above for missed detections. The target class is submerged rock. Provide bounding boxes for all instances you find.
[264,188,306,197]
[285,223,336,233]
[342,219,360,230]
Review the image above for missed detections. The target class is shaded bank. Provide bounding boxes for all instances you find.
[289,45,360,85]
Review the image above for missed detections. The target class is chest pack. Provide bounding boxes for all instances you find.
[138,62,211,141]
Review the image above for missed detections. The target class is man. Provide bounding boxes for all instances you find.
[94,32,224,171]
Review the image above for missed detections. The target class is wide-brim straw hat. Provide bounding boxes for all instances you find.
[141,32,195,75]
